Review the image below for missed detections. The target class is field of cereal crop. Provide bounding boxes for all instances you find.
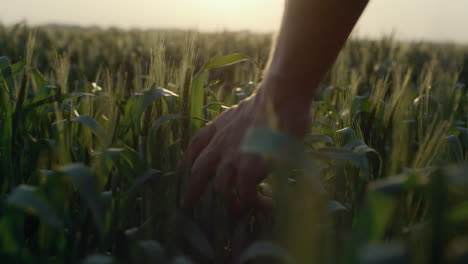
[0,24,467,263]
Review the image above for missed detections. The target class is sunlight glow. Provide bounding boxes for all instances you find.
[1,0,468,42]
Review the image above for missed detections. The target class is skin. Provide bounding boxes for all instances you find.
[181,0,370,215]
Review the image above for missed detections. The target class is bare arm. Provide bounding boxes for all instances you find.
[181,0,369,214]
[262,0,369,113]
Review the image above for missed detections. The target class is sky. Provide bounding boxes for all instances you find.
[2,0,468,43]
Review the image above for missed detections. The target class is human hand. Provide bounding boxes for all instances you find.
[180,82,312,216]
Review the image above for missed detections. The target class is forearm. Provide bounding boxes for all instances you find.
[261,0,369,106]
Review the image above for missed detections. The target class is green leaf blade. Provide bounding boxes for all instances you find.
[203,53,249,71]
[7,185,63,228]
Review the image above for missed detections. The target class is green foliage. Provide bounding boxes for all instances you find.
[238,241,294,264]
[7,185,63,228]
[0,23,467,264]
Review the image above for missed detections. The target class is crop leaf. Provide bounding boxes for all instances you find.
[203,53,249,71]
[238,241,294,264]
[61,164,104,232]
[82,254,114,264]
[7,185,63,227]
[72,115,108,145]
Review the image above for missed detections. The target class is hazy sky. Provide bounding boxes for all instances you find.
[2,0,468,43]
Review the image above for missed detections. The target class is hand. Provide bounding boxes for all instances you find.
[180,81,312,215]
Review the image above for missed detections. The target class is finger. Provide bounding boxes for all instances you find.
[213,160,235,196]
[237,156,275,211]
[179,125,217,168]
[181,148,220,210]
[214,160,243,216]
[254,193,275,211]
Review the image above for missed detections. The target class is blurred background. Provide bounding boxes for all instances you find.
[2,0,468,43]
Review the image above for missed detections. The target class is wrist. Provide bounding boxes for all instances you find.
[256,74,314,115]
[253,77,314,138]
